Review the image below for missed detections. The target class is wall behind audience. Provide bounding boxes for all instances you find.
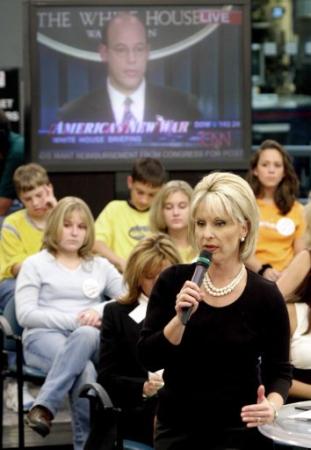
[0,0,23,70]
[0,0,245,217]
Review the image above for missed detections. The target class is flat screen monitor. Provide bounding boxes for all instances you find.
[25,0,251,171]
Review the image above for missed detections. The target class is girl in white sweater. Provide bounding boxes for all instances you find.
[15,196,124,450]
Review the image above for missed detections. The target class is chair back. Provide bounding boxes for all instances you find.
[2,299,23,352]
[81,383,154,450]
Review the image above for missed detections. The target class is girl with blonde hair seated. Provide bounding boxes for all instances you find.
[149,180,196,263]
[16,196,123,450]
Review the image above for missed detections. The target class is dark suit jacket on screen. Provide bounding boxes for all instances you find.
[58,82,203,122]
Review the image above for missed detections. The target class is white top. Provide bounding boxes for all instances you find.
[290,302,311,369]
[128,293,148,323]
[15,249,124,340]
[107,77,145,124]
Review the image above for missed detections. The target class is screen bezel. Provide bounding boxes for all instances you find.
[25,0,251,172]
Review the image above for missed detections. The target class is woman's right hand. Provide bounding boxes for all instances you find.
[175,280,203,323]
[143,376,164,398]
[163,281,204,346]
[77,309,101,328]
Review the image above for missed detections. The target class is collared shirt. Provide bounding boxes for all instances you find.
[107,78,145,124]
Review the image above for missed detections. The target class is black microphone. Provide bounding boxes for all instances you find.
[181,250,212,325]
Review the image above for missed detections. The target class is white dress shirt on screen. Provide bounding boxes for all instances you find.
[107,78,145,124]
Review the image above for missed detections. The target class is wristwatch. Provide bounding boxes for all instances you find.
[268,400,279,421]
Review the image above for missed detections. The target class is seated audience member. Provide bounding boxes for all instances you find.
[94,157,166,272]
[277,201,311,401]
[16,197,124,450]
[149,180,196,263]
[0,109,24,223]
[0,163,56,413]
[0,163,57,311]
[246,140,305,281]
[85,234,181,449]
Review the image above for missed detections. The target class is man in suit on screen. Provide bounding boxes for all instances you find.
[58,12,202,124]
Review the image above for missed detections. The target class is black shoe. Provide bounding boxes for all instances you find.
[25,405,53,437]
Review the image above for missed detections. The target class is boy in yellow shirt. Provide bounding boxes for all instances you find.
[94,158,166,272]
[0,163,57,310]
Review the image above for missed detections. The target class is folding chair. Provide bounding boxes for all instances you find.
[0,299,46,449]
[80,382,154,450]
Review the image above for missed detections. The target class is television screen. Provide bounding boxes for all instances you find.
[26,0,251,171]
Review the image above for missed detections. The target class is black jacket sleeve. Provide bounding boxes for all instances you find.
[138,264,194,372]
[260,280,292,401]
[97,301,148,407]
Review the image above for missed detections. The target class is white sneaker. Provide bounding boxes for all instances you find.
[4,381,35,412]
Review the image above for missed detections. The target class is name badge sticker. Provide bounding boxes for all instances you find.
[82,278,100,298]
[276,218,295,236]
[129,303,147,323]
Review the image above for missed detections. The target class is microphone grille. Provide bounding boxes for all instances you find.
[197,250,212,267]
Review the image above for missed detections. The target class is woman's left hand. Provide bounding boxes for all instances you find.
[241,385,278,427]
[263,268,281,282]
[77,309,101,328]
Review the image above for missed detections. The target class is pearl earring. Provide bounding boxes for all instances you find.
[240,236,245,242]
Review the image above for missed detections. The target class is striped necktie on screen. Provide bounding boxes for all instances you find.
[121,97,136,125]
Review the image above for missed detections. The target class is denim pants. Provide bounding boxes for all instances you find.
[0,278,16,311]
[23,326,100,450]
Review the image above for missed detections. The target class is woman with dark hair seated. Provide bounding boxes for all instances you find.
[246,139,306,281]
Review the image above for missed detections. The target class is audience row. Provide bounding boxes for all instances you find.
[0,139,310,450]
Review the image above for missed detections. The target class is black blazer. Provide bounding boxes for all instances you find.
[58,82,203,122]
[98,299,149,408]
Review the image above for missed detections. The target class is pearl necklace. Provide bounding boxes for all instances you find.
[203,264,245,297]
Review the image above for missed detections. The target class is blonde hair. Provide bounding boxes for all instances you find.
[120,233,182,305]
[189,172,259,261]
[149,180,193,233]
[43,196,95,259]
[14,163,50,195]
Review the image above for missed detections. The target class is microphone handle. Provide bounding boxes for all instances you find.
[180,265,207,325]
[181,307,193,326]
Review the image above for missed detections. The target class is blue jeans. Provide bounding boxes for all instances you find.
[0,278,16,312]
[23,326,100,450]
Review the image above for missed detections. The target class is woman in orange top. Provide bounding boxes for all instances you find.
[246,139,305,281]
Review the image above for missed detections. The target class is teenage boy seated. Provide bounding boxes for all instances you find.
[94,157,166,273]
[0,163,57,310]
